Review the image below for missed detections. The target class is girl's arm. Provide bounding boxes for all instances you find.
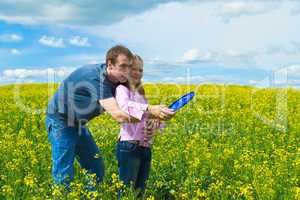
[115,85,175,121]
[115,85,148,120]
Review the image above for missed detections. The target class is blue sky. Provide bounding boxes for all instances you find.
[1,0,300,87]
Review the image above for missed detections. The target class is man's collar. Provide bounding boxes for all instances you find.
[101,63,107,76]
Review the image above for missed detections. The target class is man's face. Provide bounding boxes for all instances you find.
[108,54,131,83]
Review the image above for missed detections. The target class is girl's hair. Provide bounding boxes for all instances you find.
[122,54,145,95]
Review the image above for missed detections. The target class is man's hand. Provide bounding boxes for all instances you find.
[147,105,175,121]
[143,119,157,140]
[99,98,139,123]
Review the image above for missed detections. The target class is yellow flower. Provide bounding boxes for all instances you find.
[180,192,188,199]
[239,184,253,199]
[146,195,155,200]
[1,185,13,195]
[293,187,300,199]
[111,173,118,182]
[155,180,164,188]
[196,189,206,198]
[52,187,62,197]
[24,174,37,188]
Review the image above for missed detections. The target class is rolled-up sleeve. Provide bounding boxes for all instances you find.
[115,85,148,120]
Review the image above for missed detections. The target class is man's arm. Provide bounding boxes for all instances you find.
[99,98,139,123]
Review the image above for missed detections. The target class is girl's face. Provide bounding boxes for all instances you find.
[130,59,143,85]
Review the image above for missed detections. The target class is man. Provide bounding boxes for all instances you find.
[45,45,174,188]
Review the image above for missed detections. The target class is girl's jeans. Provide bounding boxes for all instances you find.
[116,140,152,198]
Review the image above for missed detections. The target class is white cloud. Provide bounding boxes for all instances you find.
[180,49,214,64]
[219,1,280,23]
[0,1,185,26]
[0,3,77,26]
[10,49,21,55]
[249,64,300,87]
[263,42,300,56]
[87,60,98,64]
[288,65,300,75]
[39,35,92,48]
[176,48,257,68]
[290,2,300,15]
[1,67,74,80]
[145,48,257,69]
[219,49,257,67]
[0,33,23,42]
[39,35,65,48]
[275,65,300,77]
[97,1,298,70]
[144,57,184,67]
[69,36,91,47]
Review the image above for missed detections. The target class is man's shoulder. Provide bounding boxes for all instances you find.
[77,63,107,80]
[61,63,107,88]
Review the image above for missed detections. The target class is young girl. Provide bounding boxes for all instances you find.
[115,55,163,197]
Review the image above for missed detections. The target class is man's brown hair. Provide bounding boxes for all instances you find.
[106,45,134,66]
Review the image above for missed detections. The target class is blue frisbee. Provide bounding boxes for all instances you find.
[168,91,195,111]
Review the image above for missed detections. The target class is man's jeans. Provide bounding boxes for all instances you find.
[45,114,104,188]
[116,141,152,197]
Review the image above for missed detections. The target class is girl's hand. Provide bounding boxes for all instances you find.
[148,105,175,120]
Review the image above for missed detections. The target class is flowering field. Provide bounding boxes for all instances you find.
[0,83,299,199]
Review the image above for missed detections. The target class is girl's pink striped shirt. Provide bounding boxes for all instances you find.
[115,85,162,146]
